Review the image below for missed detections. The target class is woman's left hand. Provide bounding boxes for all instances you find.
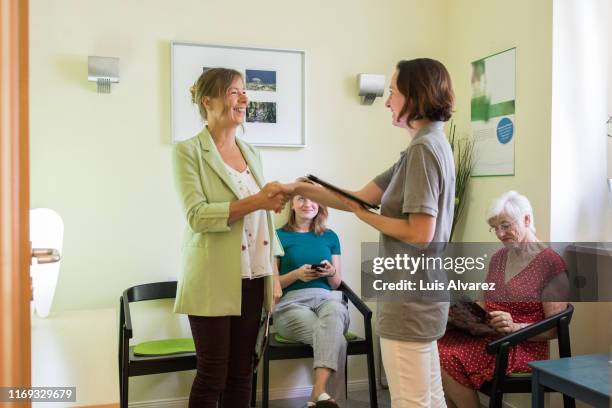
[273,274,282,304]
[316,260,336,277]
[489,311,518,334]
[331,190,367,216]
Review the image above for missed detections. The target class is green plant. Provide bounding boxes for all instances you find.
[447,121,475,241]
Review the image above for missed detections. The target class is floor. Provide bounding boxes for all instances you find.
[257,389,488,407]
[256,388,391,408]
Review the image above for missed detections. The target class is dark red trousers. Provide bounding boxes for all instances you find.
[188,278,264,408]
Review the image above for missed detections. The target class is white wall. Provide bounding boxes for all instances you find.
[445,0,554,243]
[551,0,612,368]
[29,0,448,403]
[29,0,448,314]
[551,0,611,243]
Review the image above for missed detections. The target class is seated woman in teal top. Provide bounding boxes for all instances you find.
[275,195,349,408]
[277,227,339,293]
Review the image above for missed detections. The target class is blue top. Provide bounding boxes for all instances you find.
[276,228,341,294]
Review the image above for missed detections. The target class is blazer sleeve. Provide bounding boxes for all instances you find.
[271,219,284,257]
[173,141,231,233]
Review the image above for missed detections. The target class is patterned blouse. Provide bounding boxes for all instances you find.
[224,163,273,279]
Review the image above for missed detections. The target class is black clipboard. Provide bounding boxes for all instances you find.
[306,174,380,210]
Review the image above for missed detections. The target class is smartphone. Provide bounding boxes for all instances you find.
[310,263,326,271]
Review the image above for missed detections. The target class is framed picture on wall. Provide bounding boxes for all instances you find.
[171,42,306,147]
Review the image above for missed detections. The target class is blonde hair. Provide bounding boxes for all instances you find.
[189,68,244,121]
[283,198,329,236]
[486,190,536,233]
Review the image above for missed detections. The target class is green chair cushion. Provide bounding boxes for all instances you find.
[133,338,195,356]
[274,331,358,344]
[133,332,361,355]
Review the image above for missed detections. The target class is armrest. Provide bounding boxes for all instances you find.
[486,304,573,354]
[338,281,372,319]
[121,290,133,339]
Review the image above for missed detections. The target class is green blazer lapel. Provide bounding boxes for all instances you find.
[237,138,265,188]
[198,128,241,199]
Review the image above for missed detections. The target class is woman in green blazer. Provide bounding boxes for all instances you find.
[173,68,286,408]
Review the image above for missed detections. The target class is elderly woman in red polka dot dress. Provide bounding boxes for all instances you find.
[437,191,568,408]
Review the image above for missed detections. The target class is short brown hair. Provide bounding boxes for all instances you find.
[283,198,329,236]
[395,58,454,124]
[190,68,244,121]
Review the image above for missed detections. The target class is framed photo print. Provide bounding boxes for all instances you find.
[171,42,306,147]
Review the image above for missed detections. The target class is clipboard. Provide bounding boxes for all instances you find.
[306,174,380,210]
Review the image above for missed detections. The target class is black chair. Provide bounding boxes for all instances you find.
[119,281,196,408]
[251,281,378,408]
[478,304,575,408]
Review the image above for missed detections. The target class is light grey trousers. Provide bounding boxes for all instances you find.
[273,288,350,405]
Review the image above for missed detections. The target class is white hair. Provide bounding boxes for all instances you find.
[486,190,536,233]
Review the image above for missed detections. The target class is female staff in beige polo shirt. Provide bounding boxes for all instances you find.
[173,68,287,408]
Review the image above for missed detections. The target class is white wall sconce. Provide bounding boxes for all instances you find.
[357,74,385,105]
[88,56,119,93]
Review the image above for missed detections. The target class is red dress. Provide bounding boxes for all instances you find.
[438,247,566,389]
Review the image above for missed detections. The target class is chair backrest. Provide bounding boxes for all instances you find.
[125,281,178,303]
[556,303,573,358]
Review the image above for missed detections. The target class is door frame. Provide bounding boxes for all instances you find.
[0,0,31,404]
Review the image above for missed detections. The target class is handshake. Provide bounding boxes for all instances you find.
[257,181,298,213]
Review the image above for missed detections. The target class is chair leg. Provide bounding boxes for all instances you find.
[366,343,378,408]
[563,394,576,408]
[120,336,129,408]
[251,369,258,407]
[262,352,270,408]
[375,336,387,390]
[344,356,348,400]
[120,373,129,408]
[118,359,123,408]
[118,374,123,408]
[488,392,503,408]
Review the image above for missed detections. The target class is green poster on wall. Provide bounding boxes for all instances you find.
[471,48,516,177]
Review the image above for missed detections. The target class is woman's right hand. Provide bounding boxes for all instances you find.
[489,310,518,334]
[257,182,290,212]
[294,265,319,282]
